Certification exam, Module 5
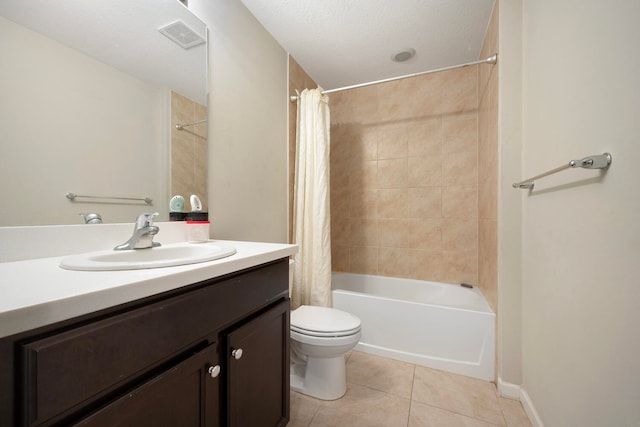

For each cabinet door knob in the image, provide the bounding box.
[231,348,243,360]
[207,364,221,378]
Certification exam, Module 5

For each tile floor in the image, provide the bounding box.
[288,351,532,427]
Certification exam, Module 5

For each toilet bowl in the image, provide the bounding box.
[290,305,361,400]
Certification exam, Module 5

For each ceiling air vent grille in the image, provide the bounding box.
[158,20,205,49]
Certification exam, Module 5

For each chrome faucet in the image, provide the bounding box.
[114,212,161,251]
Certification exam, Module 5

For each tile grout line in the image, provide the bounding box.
[406,363,417,427]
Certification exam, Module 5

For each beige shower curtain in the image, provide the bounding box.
[291,88,332,309]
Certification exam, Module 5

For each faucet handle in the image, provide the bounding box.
[136,212,159,228]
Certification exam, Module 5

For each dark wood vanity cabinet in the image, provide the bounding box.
[0,259,290,427]
[226,300,289,427]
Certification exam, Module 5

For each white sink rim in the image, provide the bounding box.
[59,242,237,271]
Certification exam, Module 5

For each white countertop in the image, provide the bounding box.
[0,240,297,339]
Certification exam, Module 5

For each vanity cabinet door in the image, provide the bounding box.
[74,342,220,427]
[226,299,290,427]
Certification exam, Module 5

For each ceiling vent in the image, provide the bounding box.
[158,20,205,49]
[391,48,416,63]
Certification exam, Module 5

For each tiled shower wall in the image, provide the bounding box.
[478,2,499,311]
[329,66,483,288]
[171,91,208,211]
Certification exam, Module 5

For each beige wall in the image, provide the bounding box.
[170,91,208,211]
[0,16,168,226]
[329,65,495,294]
[190,0,288,243]
[517,0,640,425]
[497,0,524,390]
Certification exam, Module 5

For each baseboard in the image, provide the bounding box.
[497,377,544,427]
[519,388,544,427]
[497,377,521,399]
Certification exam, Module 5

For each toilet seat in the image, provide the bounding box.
[291,324,360,337]
[291,305,361,337]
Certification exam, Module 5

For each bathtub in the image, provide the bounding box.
[332,272,495,381]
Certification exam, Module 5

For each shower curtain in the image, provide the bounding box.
[291,88,332,309]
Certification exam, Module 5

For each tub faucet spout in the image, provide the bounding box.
[114,212,161,250]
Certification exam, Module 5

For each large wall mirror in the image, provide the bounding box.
[0,0,207,226]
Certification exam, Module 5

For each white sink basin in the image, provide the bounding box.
[60,242,237,271]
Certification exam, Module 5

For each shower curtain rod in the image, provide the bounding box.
[175,119,207,130]
[290,53,497,102]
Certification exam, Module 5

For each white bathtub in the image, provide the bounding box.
[332,272,495,381]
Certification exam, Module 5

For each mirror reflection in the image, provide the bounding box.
[0,0,207,226]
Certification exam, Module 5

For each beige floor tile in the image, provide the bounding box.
[409,401,500,427]
[412,366,505,426]
[499,397,533,427]
[289,391,322,427]
[346,351,415,399]
[310,383,410,427]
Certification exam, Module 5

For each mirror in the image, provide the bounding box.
[0,0,207,226]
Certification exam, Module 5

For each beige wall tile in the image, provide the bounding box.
[331,215,350,246]
[408,155,442,187]
[171,91,207,209]
[408,187,442,218]
[476,2,498,306]
[350,218,378,247]
[408,218,442,250]
[350,189,378,219]
[378,247,410,278]
[408,249,444,282]
[443,112,478,154]
[409,73,443,117]
[478,169,498,220]
[378,189,408,219]
[378,219,409,248]
[442,250,478,285]
[346,86,379,124]
[443,66,478,114]
[478,219,498,311]
[377,77,419,121]
[326,59,495,296]
[408,117,442,157]
[331,244,350,272]
[378,158,408,188]
[350,160,377,188]
[349,247,379,274]
[350,126,378,162]
[443,186,478,219]
[378,125,408,160]
[443,151,478,187]
[442,218,478,252]
[331,186,350,219]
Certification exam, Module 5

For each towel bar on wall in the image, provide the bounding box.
[512,153,612,190]
[66,192,153,205]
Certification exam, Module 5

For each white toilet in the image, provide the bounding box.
[290,305,361,400]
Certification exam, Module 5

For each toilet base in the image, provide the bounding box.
[290,355,347,400]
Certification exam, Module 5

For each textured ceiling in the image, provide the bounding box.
[240,0,495,90]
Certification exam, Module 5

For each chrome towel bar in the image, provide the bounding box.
[513,153,612,190]
[66,192,153,205]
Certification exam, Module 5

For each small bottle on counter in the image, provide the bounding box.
[186,212,210,242]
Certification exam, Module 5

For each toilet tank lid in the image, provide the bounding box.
[291,305,361,333]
